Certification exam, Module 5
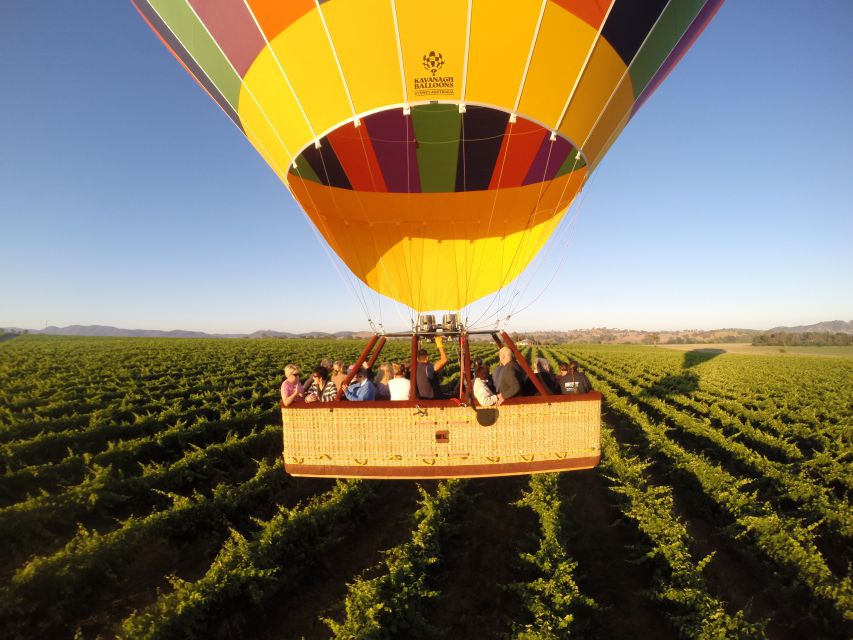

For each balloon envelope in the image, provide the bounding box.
[132,0,723,311]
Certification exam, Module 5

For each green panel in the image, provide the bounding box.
[628,0,706,99]
[411,104,462,193]
[291,154,322,184]
[149,0,243,109]
[555,149,586,178]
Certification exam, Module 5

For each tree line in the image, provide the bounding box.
[752,331,852,346]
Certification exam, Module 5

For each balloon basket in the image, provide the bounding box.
[281,329,601,480]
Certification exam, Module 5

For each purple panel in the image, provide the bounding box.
[365,110,421,193]
[523,135,574,186]
[188,0,266,77]
[632,0,725,115]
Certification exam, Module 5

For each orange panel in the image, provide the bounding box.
[245,0,314,40]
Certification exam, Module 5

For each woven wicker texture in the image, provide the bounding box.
[282,398,600,472]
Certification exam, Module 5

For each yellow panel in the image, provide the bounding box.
[465,0,542,110]
[270,9,352,139]
[583,99,632,169]
[237,75,297,172]
[396,0,468,102]
[556,38,632,165]
[321,0,402,114]
[245,125,291,186]
[516,2,595,129]
[289,169,587,310]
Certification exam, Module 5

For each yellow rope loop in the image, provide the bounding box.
[555,452,568,459]
[521,454,534,462]
[486,456,501,463]
[319,453,332,460]
[289,457,305,464]
[388,454,403,461]
[421,459,436,466]
[354,458,368,466]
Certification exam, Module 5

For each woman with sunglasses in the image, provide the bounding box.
[303,365,337,403]
[281,364,305,407]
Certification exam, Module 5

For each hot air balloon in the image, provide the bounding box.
[132,0,724,479]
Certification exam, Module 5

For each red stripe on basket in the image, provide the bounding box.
[283,455,600,479]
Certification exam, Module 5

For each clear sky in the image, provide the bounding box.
[2,2,851,334]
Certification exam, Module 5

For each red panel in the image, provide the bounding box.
[327,122,389,193]
[550,0,610,29]
[489,119,548,190]
[189,0,265,76]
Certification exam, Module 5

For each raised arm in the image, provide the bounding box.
[434,336,449,373]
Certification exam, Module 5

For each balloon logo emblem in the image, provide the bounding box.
[422,51,444,76]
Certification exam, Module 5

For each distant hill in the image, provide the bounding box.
[768,320,853,334]
[515,327,760,345]
[31,325,244,339]
[3,321,848,342]
[4,325,376,340]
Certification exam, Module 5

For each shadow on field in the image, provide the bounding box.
[643,370,700,398]
[641,349,724,399]
[682,348,725,368]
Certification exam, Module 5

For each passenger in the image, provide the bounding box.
[331,360,348,392]
[320,358,333,372]
[533,357,560,394]
[415,336,448,399]
[280,364,304,406]
[373,362,393,401]
[303,365,337,403]
[388,363,411,401]
[491,360,504,390]
[473,365,502,407]
[556,362,571,393]
[343,368,377,401]
[495,346,524,401]
[471,358,490,386]
[564,361,593,395]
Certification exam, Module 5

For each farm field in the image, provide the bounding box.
[0,335,851,639]
[658,342,853,358]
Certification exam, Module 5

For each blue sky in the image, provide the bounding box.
[1,1,851,334]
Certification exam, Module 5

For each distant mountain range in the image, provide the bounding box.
[2,325,375,339]
[2,321,850,340]
[767,320,853,333]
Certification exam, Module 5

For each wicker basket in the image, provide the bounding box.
[282,392,601,479]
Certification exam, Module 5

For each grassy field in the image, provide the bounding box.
[0,335,850,639]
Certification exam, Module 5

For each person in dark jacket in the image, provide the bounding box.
[496,346,524,401]
[560,361,592,394]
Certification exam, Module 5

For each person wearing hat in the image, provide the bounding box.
[343,367,377,401]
